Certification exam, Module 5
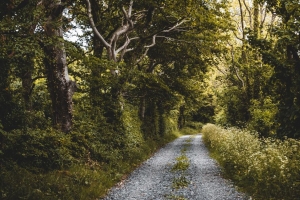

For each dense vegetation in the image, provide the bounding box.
[210,0,300,139]
[202,124,300,199]
[0,0,300,199]
[0,0,217,199]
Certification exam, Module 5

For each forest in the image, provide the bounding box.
[0,0,299,199]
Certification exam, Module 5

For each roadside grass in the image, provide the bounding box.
[0,127,180,200]
[0,120,201,199]
[179,127,200,135]
[202,123,300,200]
[180,121,203,135]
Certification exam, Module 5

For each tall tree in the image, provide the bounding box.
[42,0,77,132]
[259,0,300,138]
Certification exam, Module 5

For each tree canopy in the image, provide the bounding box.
[1,0,300,198]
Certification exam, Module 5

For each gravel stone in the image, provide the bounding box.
[102,135,250,200]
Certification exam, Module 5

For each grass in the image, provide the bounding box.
[202,123,300,200]
[172,175,189,189]
[0,119,201,199]
[172,155,190,171]
[168,136,193,200]
[0,129,180,200]
[179,127,200,135]
[165,194,187,200]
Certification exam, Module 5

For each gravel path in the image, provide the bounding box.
[102,135,249,200]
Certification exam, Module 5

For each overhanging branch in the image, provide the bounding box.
[86,0,111,49]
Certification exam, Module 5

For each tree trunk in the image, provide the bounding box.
[0,58,13,130]
[43,0,76,133]
[178,105,186,129]
[21,70,33,111]
[139,96,146,119]
[253,0,259,38]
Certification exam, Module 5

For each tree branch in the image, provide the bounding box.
[232,31,243,41]
[32,76,46,82]
[109,1,135,61]
[162,19,189,33]
[116,36,139,54]
[228,42,245,88]
[242,0,252,29]
[86,0,111,48]
[144,34,156,48]
[135,34,157,64]
[215,65,227,76]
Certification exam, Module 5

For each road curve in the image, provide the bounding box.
[102,135,249,200]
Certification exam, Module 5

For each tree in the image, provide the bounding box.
[258,0,300,138]
[41,0,77,132]
[0,0,40,129]
[211,0,278,135]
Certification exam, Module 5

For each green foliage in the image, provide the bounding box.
[0,163,115,200]
[1,128,78,171]
[179,127,199,135]
[165,194,187,200]
[202,124,300,199]
[185,121,203,130]
[248,97,278,137]
[172,155,190,171]
[0,0,260,198]
[0,95,180,199]
[172,175,189,189]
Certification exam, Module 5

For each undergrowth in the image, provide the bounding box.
[202,123,300,200]
[0,98,200,199]
[179,121,202,135]
[0,103,181,199]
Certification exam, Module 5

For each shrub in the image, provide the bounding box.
[0,100,181,199]
[1,128,77,171]
[202,124,300,199]
[184,121,203,130]
[0,164,114,200]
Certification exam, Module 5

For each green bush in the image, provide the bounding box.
[202,124,300,199]
[0,164,115,200]
[248,97,278,137]
[184,121,203,130]
[178,121,202,135]
[0,101,180,199]
[1,128,77,171]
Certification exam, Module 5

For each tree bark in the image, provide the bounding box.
[139,96,146,119]
[253,0,259,38]
[178,105,186,129]
[43,0,76,133]
[21,69,33,111]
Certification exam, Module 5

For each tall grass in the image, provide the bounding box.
[202,124,300,199]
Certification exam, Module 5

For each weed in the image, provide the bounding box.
[172,175,189,189]
[172,155,190,171]
[180,147,188,154]
[165,194,187,200]
[185,138,193,143]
